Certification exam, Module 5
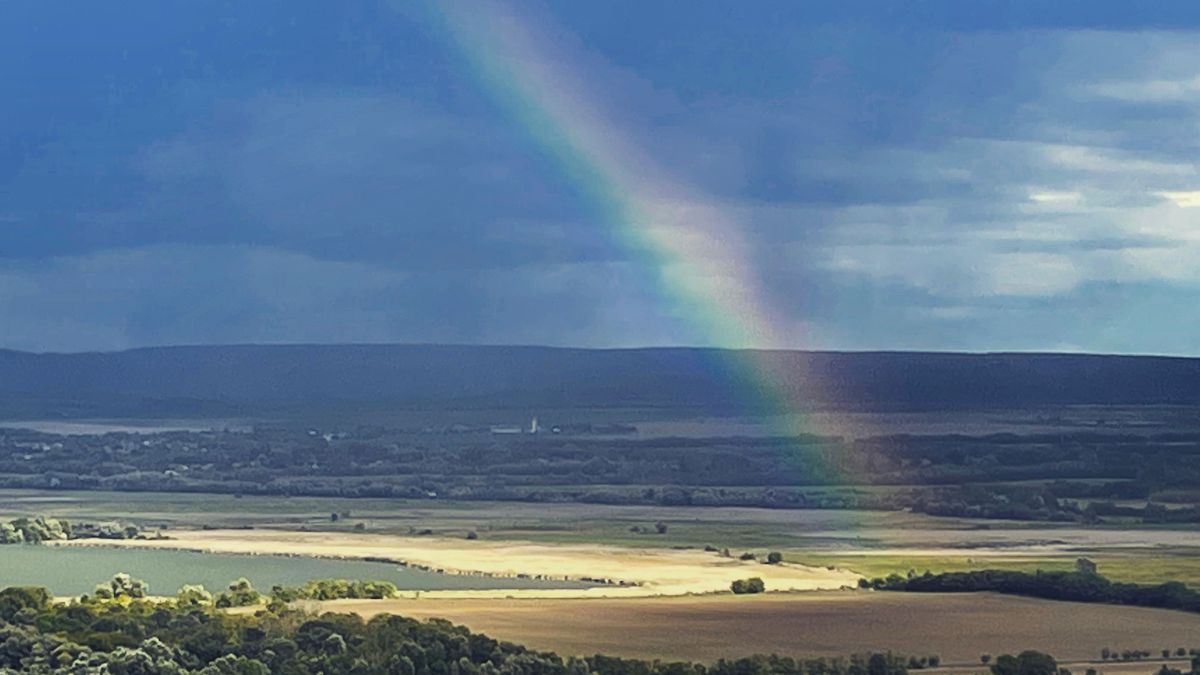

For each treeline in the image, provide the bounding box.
[0,580,932,675]
[0,515,143,544]
[866,569,1200,614]
[270,578,399,602]
[83,575,399,609]
[3,423,1200,524]
[0,516,68,544]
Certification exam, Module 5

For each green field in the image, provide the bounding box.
[785,553,1200,587]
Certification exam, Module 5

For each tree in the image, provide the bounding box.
[177,584,214,609]
[1075,558,1098,575]
[109,572,148,599]
[0,523,24,544]
[654,521,668,534]
[766,551,783,565]
[981,655,992,665]
[991,654,1020,675]
[731,577,766,594]
[0,587,51,621]
[216,578,262,608]
[1016,651,1057,675]
[196,654,271,675]
[7,516,68,543]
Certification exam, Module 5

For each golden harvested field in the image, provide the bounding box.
[309,592,1200,665]
[60,529,860,597]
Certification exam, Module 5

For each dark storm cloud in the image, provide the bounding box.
[1,1,1199,353]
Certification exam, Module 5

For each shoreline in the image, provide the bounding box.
[54,528,861,598]
[53,538,626,589]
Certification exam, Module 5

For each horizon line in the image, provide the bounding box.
[3,341,1198,361]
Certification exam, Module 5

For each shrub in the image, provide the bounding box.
[215,578,262,608]
[991,651,1057,675]
[0,587,52,621]
[109,572,148,599]
[177,584,214,608]
[731,577,766,594]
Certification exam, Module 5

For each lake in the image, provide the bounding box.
[0,545,591,596]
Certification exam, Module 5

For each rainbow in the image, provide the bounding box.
[421,2,848,481]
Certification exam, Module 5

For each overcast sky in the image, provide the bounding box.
[3,1,1200,354]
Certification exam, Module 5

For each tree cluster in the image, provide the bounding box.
[866,569,1200,614]
[0,580,938,675]
[731,578,766,594]
[0,516,142,545]
[0,516,68,544]
[269,579,399,602]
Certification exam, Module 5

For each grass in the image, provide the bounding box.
[789,552,1200,587]
[0,489,932,548]
[786,553,1073,580]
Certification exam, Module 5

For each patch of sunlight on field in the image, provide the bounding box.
[1086,555,1200,587]
[787,553,1073,580]
[789,551,1200,586]
[62,529,861,597]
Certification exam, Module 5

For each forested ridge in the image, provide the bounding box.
[3,345,1198,416]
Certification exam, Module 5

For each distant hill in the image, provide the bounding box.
[0,344,1197,418]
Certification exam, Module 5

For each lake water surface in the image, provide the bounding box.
[0,545,590,595]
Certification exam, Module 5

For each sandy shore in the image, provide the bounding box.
[58,528,860,597]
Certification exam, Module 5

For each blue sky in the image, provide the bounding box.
[2,1,1200,354]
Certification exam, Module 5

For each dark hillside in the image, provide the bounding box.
[0,345,1197,417]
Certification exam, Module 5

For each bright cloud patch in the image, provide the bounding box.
[1158,191,1200,208]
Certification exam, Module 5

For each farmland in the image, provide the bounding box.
[4,489,1198,586]
[58,528,861,597]
[2,397,1200,669]
[304,592,1200,664]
